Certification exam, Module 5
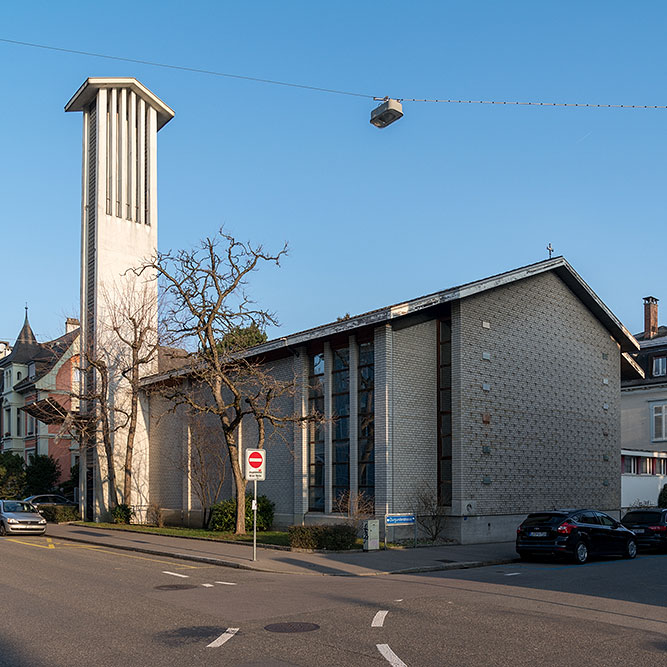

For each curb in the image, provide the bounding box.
[50,531,518,576]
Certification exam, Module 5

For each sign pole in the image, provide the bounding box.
[253,479,257,562]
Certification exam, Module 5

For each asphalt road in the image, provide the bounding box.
[2,535,666,666]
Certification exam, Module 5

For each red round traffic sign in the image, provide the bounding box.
[248,451,264,469]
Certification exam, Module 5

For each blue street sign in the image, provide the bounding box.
[386,513,416,526]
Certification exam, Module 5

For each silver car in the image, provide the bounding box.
[0,500,47,536]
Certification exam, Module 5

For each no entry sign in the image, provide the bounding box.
[245,449,266,481]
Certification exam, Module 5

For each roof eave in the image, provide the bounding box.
[65,77,175,130]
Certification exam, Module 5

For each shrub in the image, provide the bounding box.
[39,506,80,523]
[111,504,135,524]
[659,484,667,509]
[209,494,275,532]
[288,524,357,550]
[146,502,165,527]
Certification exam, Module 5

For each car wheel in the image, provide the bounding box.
[0,522,6,536]
[573,540,588,564]
[624,539,637,559]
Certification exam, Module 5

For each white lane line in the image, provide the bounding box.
[394,599,403,602]
[372,610,389,628]
[504,572,521,577]
[202,583,214,588]
[215,581,237,586]
[207,627,239,648]
[162,571,189,578]
[377,644,407,667]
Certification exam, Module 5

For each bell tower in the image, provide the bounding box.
[66,78,174,519]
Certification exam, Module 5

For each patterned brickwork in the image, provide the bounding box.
[454,271,620,518]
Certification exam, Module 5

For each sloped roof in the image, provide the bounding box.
[0,312,42,365]
[247,256,639,356]
[141,256,640,386]
[9,328,79,392]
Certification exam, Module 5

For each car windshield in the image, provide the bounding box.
[2,501,36,513]
[522,513,568,527]
[623,511,664,524]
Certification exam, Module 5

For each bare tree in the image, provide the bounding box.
[102,279,159,503]
[73,276,159,513]
[137,229,316,534]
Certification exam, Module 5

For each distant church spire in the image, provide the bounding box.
[16,307,38,346]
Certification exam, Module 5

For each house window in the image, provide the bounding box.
[658,459,667,476]
[622,456,638,474]
[331,347,350,506]
[653,357,667,377]
[308,353,325,512]
[27,415,35,435]
[3,408,10,437]
[16,410,22,437]
[358,341,374,509]
[652,404,667,441]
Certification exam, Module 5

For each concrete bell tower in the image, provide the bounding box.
[66,78,174,520]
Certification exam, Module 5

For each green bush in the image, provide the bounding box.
[288,524,357,550]
[658,484,667,509]
[39,506,80,523]
[209,494,274,532]
[111,504,135,524]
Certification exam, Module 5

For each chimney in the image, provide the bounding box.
[66,318,80,334]
[643,296,659,339]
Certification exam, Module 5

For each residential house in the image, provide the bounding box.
[621,297,667,508]
[0,314,80,483]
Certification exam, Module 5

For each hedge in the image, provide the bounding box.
[39,506,80,523]
[288,524,357,550]
[209,494,274,532]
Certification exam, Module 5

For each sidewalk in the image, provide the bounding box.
[46,523,518,576]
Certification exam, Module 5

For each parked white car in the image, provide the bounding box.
[0,500,47,536]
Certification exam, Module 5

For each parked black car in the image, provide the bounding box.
[516,509,637,564]
[24,494,77,509]
[621,508,667,551]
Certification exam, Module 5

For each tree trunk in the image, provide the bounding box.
[229,443,247,534]
[123,359,140,502]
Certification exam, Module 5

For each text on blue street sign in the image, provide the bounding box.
[386,513,416,526]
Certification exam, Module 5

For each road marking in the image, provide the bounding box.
[377,644,407,667]
[207,627,239,648]
[202,583,214,588]
[7,538,54,550]
[394,599,403,602]
[372,610,389,627]
[505,572,521,577]
[163,571,189,578]
[215,581,237,586]
[46,538,55,549]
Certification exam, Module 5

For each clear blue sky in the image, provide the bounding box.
[2,2,666,345]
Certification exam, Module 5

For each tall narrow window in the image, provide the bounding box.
[332,347,350,505]
[308,353,325,511]
[654,357,666,377]
[358,341,375,509]
[438,317,453,505]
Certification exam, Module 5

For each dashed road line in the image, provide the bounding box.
[377,644,407,667]
[202,583,214,588]
[163,571,189,578]
[504,572,521,577]
[207,627,239,648]
[394,599,403,602]
[372,610,389,627]
[215,581,237,585]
